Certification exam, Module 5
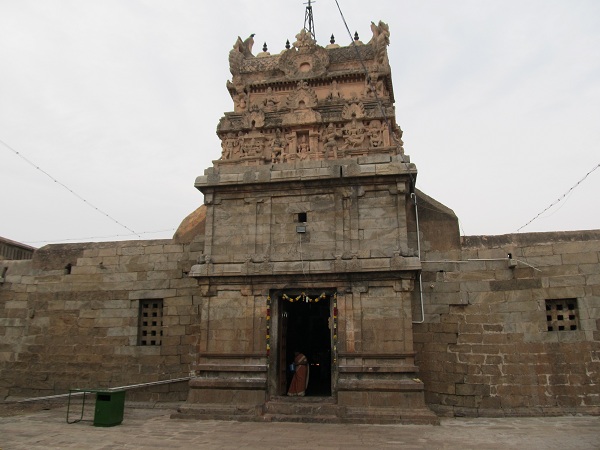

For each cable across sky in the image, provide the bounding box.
[516,162,600,232]
[0,138,142,239]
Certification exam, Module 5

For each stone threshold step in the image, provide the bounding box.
[343,409,440,425]
[261,414,341,424]
[263,404,342,416]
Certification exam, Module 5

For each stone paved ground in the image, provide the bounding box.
[0,404,599,449]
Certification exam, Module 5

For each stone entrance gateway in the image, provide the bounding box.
[174,18,439,424]
[273,291,334,397]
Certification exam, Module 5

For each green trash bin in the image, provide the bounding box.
[93,390,126,427]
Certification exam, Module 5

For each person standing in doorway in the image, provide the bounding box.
[287,352,309,396]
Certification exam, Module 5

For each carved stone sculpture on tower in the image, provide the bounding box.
[216,22,400,167]
[293,28,316,51]
[270,129,286,163]
[368,21,390,66]
[229,34,256,75]
[322,123,342,159]
[343,116,366,149]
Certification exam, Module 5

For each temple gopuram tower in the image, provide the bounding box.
[176,19,439,424]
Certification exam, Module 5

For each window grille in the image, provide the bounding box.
[138,299,163,345]
[545,298,578,331]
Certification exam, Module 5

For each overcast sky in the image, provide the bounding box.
[1,0,598,247]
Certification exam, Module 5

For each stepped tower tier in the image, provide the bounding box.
[216,23,404,167]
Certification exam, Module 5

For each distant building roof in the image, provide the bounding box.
[0,236,36,260]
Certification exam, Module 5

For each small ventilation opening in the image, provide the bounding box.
[297,212,307,223]
[546,298,578,332]
[138,299,163,346]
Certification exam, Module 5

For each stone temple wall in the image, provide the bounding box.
[414,230,600,416]
[0,239,204,402]
[1,227,599,415]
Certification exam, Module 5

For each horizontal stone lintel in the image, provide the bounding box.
[338,352,416,359]
[189,259,421,278]
[195,158,416,188]
[337,379,425,392]
[189,378,267,390]
[338,365,420,373]
[197,353,265,358]
[128,289,178,300]
[195,364,267,372]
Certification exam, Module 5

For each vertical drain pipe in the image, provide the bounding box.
[411,191,425,324]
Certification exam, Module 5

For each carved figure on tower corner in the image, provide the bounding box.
[243,34,256,56]
[364,77,375,98]
[220,133,236,160]
[368,120,384,148]
[369,21,390,47]
[392,127,404,154]
[235,131,245,157]
[229,34,256,75]
[368,21,390,66]
[375,78,385,97]
[235,92,248,111]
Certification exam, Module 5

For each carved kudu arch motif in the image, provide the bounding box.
[341,100,366,120]
[243,105,265,129]
[286,81,318,111]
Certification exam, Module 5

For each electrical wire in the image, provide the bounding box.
[333,0,416,187]
[516,162,600,232]
[332,0,424,237]
[333,0,425,323]
[334,1,597,237]
[1,138,142,238]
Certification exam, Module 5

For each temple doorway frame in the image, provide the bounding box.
[267,289,337,398]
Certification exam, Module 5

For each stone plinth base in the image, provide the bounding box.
[261,395,439,425]
[174,381,439,424]
[336,379,439,425]
[172,376,266,421]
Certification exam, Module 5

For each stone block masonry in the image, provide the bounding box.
[2,228,598,417]
[0,239,199,402]
[414,230,600,417]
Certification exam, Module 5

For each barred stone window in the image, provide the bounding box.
[545,298,578,331]
[138,299,163,345]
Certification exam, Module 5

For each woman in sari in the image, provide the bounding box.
[287,352,309,396]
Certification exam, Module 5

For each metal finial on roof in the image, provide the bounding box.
[263,42,268,52]
[354,31,359,41]
[303,0,316,41]
[285,39,291,49]
[330,34,335,44]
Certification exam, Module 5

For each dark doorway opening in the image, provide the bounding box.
[279,294,332,396]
